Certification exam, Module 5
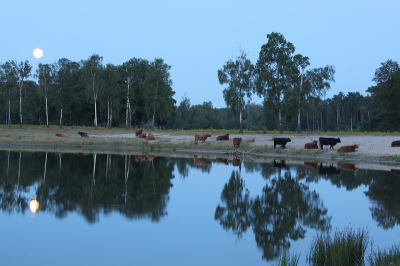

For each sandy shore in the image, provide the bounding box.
[1,127,400,170]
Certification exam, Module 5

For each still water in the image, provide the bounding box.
[0,150,399,265]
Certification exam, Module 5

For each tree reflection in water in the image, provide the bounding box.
[215,159,331,260]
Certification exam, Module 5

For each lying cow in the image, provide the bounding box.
[391,140,400,147]
[195,133,212,142]
[274,138,291,148]
[233,137,242,148]
[216,133,229,141]
[304,140,318,149]
[146,134,155,140]
[135,129,143,137]
[337,144,359,153]
[138,133,147,138]
[319,137,341,150]
[55,133,68,137]
[78,131,88,138]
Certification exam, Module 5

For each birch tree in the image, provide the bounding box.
[218,49,254,133]
[11,60,32,127]
[82,54,103,129]
[36,63,53,128]
[0,61,18,126]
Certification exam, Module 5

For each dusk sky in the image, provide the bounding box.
[2,1,399,108]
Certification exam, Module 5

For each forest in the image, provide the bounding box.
[1,32,399,133]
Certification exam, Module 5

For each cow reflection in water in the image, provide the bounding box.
[304,162,318,171]
[337,162,359,172]
[318,163,340,175]
[194,157,211,166]
[216,158,229,165]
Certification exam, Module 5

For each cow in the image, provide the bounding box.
[337,144,359,153]
[337,163,359,172]
[135,129,143,137]
[319,137,341,150]
[274,138,291,149]
[216,133,229,141]
[78,131,88,138]
[55,133,68,137]
[194,157,211,166]
[304,140,318,149]
[195,134,212,142]
[138,133,147,138]
[233,137,242,148]
[216,158,229,165]
[391,140,400,147]
[146,134,155,140]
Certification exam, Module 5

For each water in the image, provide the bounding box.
[0,151,399,265]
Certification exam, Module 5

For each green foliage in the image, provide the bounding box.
[368,243,400,266]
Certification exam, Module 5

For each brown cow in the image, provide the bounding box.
[135,129,143,137]
[337,144,359,153]
[232,157,241,167]
[304,140,318,149]
[195,134,212,142]
[233,137,242,148]
[337,162,359,172]
[138,133,147,138]
[216,133,229,141]
[146,134,155,140]
[55,133,68,137]
[78,131,88,138]
[391,140,400,147]
[194,157,211,166]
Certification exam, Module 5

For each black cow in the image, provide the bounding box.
[273,138,291,148]
[319,137,341,150]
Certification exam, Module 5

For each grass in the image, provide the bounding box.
[307,227,369,265]
[368,244,400,266]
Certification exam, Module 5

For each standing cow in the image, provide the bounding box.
[319,137,341,150]
[233,137,242,148]
[274,138,291,149]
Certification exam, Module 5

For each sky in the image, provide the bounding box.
[2,0,399,108]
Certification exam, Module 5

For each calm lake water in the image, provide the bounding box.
[0,150,399,265]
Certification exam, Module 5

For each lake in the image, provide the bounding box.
[0,150,399,265]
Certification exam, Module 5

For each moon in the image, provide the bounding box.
[33,48,43,59]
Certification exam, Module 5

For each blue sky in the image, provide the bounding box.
[2,0,399,108]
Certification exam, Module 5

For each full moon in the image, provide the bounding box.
[33,48,43,59]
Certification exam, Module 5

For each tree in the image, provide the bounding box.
[103,63,120,129]
[218,49,254,133]
[0,61,18,126]
[120,58,147,129]
[256,32,298,133]
[82,54,103,129]
[292,54,310,133]
[367,59,400,131]
[175,95,191,130]
[143,58,175,129]
[11,60,32,127]
[36,63,53,128]
[53,58,80,128]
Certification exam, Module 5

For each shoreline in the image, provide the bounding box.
[1,126,400,171]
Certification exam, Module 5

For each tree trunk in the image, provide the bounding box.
[239,110,243,133]
[297,107,301,134]
[337,106,340,131]
[8,96,11,127]
[59,108,63,128]
[45,95,49,129]
[279,107,283,133]
[351,112,353,132]
[19,86,22,128]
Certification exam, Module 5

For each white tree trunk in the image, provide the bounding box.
[45,95,49,128]
[59,108,63,128]
[19,86,22,128]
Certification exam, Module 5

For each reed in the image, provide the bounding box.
[307,227,369,265]
[367,243,400,266]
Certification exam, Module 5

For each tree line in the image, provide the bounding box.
[1,32,399,132]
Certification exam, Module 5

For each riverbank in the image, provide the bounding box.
[1,125,400,171]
